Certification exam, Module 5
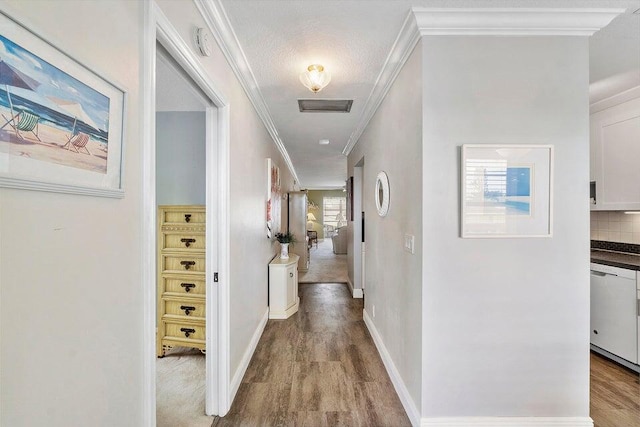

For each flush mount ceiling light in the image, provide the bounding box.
[319,139,330,145]
[299,64,331,93]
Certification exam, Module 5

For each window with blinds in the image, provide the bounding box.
[323,196,347,229]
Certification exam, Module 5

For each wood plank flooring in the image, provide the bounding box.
[213,283,410,426]
[591,351,640,427]
[214,285,640,426]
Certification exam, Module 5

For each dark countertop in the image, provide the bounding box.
[591,249,640,271]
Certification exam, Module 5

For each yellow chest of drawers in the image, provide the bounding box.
[157,205,206,357]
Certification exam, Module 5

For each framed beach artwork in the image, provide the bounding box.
[0,11,125,197]
[461,144,553,238]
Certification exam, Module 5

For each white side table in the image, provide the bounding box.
[268,254,300,319]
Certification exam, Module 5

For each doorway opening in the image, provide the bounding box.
[143,4,231,425]
[352,157,365,299]
[154,42,212,426]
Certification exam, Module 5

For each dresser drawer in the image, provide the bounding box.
[162,275,206,296]
[162,232,205,251]
[162,254,205,274]
[164,320,206,342]
[161,208,205,226]
[164,298,205,319]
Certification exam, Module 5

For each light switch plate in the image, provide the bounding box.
[404,234,415,254]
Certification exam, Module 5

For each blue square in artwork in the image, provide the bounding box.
[506,168,530,197]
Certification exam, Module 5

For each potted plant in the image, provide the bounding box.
[275,231,295,259]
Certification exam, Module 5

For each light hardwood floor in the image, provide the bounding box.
[213,282,410,426]
[591,351,640,427]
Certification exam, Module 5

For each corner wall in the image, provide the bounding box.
[347,41,423,414]
[421,36,590,417]
[0,1,144,425]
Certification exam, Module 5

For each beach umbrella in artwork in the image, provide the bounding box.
[47,96,99,135]
[0,59,40,128]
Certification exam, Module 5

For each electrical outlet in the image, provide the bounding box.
[372,304,375,318]
[404,234,415,254]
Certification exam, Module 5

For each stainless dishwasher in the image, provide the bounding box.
[590,262,638,364]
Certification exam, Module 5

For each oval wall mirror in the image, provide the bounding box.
[375,171,390,217]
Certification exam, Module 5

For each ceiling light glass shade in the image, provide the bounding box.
[299,64,331,93]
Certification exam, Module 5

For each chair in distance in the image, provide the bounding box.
[62,132,91,155]
[0,110,42,142]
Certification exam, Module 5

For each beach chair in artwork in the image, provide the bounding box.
[0,110,42,142]
[62,132,91,155]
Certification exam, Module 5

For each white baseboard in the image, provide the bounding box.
[363,309,421,426]
[347,277,363,298]
[229,307,269,402]
[421,417,593,426]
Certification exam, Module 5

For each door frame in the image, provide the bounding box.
[142,1,231,424]
[352,159,364,297]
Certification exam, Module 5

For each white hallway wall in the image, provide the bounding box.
[0,1,144,425]
[349,27,591,424]
[0,0,293,425]
[420,36,590,417]
[348,40,423,412]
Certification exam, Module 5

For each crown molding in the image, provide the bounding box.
[193,0,300,184]
[343,7,624,156]
[342,10,420,156]
[590,84,640,114]
[412,8,625,36]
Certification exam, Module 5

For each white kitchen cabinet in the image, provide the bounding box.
[268,254,300,319]
[590,263,638,364]
[591,90,640,211]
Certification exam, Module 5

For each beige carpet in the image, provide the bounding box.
[156,347,214,427]
[298,238,349,283]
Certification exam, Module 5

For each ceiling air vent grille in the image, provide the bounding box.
[298,99,353,113]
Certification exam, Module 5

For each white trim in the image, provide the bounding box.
[141,2,157,425]
[412,8,624,36]
[421,417,593,426]
[193,0,300,185]
[590,85,640,114]
[343,7,623,156]
[229,308,269,401]
[346,278,363,299]
[143,1,231,423]
[363,309,421,426]
[268,298,300,319]
[343,10,420,156]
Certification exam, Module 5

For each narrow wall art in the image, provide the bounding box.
[266,158,281,238]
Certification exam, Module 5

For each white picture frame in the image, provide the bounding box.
[0,10,125,198]
[461,144,553,238]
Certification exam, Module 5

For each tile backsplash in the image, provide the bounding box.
[591,211,640,244]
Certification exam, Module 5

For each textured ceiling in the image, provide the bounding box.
[219,0,640,189]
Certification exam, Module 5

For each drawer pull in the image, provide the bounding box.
[180,283,195,292]
[181,238,196,247]
[180,260,196,270]
[180,305,196,315]
[184,214,192,223]
[180,327,196,338]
